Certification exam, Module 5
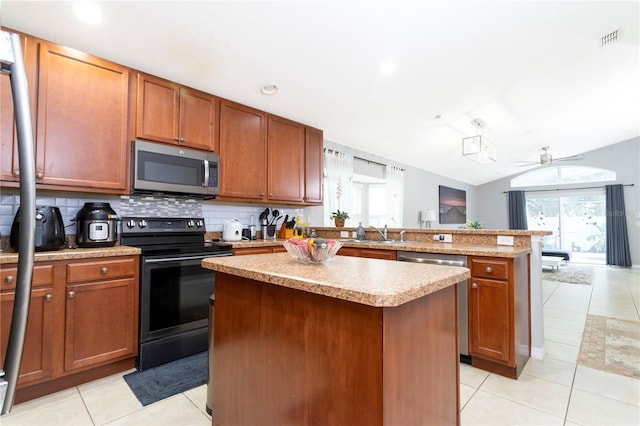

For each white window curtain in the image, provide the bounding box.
[385,166,405,227]
[323,150,353,226]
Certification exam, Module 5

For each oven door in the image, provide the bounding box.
[140,253,227,343]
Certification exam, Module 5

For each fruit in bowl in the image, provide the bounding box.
[283,238,343,264]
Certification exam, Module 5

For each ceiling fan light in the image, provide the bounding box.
[462,135,496,163]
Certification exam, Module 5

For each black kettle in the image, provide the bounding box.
[10,206,66,252]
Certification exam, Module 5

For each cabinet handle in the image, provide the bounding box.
[472,282,478,289]
[12,170,20,177]
[485,266,493,274]
[173,136,180,142]
[5,275,15,284]
[179,137,185,142]
[44,293,53,302]
[101,267,108,275]
[36,172,44,179]
[67,291,76,299]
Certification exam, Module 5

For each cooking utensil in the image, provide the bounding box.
[259,208,269,225]
[270,209,280,225]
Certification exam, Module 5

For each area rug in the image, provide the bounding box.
[124,351,208,406]
[542,265,593,285]
[578,315,640,379]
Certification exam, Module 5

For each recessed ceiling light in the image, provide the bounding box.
[379,59,396,75]
[72,2,103,24]
[260,83,278,95]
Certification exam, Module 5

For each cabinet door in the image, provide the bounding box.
[469,278,511,363]
[233,247,274,256]
[267,115,304,203]
[1,33,38,183]
[337,247,359,257]
[179,88,218,151]
[36,42,129,191]
[304,127,323,204]
[64,278,136,372]
[136,73,180,144]
[0,288,54,385]
[219,101,266,200]
[358,249,397,261]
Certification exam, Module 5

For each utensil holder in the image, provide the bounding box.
[262,225,276,241]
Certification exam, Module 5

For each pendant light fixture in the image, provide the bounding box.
[462,118,496,163]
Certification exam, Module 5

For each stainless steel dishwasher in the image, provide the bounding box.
[397,251,470,364]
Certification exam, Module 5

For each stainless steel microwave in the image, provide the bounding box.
[132,139,219,198]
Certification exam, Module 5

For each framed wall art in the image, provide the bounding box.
[439,185,467,224]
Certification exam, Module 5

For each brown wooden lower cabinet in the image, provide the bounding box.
[337,246,397,260]
[0,255,139,402]
[212,273,459,425]
[233,245,286,256]
[1,264,56,385]
[468,255,530,378]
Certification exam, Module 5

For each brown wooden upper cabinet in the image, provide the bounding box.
[2,36,129,193]
[218,103,324,205]
[1,32,37,184]
[136,73,219,152]
[218,100,267,200]
[304,126,323,204]
[267,115,305,203]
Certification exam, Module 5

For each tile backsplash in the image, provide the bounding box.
[0,188,305,239]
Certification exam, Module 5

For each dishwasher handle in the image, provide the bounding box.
[397,255,466,267]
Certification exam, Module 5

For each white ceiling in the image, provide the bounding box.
[2,1,639,186]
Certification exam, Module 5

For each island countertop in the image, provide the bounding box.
[202,252,470,307]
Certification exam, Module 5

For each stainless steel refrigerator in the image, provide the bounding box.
[0,30,37,415]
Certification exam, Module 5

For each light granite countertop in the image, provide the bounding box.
[217,239,530,258]
[0,246,141,264]
[202,252,470,307]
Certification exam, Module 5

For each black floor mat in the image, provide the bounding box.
[124,351,208,406]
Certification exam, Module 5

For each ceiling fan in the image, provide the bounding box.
[515,146,583,167]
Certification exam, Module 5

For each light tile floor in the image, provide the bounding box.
[2,266,638,425]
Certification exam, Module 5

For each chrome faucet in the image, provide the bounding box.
[400,230,406,242]
[370,225,389,241]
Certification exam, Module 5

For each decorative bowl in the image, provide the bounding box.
[282,239,343,264]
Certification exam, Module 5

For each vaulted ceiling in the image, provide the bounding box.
[3,1,638,185]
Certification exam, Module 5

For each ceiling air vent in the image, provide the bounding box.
[601,30,618,47]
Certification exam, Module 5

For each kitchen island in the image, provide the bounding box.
[202,253,470,426]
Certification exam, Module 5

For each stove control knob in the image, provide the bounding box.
[195,219,204,228]
[126,219,137,229]
[139,219,147,228]
[186,219,195,228]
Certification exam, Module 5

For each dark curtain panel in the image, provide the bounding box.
[605,184,631,267]
[508,190,528,230]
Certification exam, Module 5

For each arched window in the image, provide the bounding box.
[510,166,616,188]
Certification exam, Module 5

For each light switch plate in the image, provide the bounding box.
[497,235,514,246]
[441,234,452,243]
[340,231,349,238]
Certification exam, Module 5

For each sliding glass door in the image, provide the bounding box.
[526,189,606,264]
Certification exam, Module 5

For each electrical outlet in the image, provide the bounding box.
[497,235,514,246]
[352,231,358,238]
[340,231,349,238]
[441,234,452,243]
[433,234,441,241]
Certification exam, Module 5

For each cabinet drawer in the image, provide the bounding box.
[1,264,54,291]
[470,258,509,280]
[67,257,136,283]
